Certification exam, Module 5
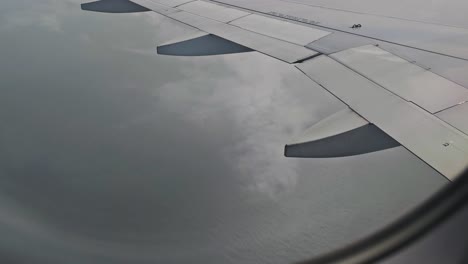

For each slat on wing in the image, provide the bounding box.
[297,55,468,180]
[229,14,330,46]
[330,45,468,113]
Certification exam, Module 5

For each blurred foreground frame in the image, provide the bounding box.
[298,168,468,264]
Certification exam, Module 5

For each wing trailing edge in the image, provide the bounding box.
[297,55,468,180]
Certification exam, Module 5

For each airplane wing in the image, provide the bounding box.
[81,0,468,181]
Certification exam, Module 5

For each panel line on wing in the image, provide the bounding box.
[165,10,318,63]
[177,0,250,23]
[229,14,331,46]
[296,55,468,180]
[209,0,468,62]
[330,45,468,114]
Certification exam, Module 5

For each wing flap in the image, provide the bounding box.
[177,0,250,23]
[146,0,194,8]
[306,32,374,55]
[297,55,468,180]
[330,45,468,113]
[165,11,318,63]
[130,0,180,15]
[229,14,330,46]
[437,102,468,136]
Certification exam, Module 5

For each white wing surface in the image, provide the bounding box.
[81,0,468,180]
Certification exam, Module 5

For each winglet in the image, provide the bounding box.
[81,0,150,13]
